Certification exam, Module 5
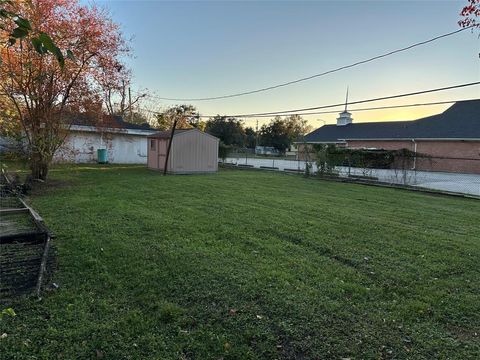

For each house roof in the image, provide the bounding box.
[70,114,154,131]
[302,99,480,143]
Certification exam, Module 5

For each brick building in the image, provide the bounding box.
[297,100,480,174]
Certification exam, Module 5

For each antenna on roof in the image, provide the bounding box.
[344,86,349,112]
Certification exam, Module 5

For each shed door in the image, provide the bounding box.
[157,139,168,170]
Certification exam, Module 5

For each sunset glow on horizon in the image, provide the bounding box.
[91,0,479,129]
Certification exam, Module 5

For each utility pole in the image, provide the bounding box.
[164,118,178,176]
[128,87,133,122]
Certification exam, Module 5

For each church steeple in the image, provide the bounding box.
[337,87,353,126]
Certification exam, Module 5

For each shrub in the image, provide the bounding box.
[313,146,421,171]
[218,141,233,162]
[313,144,337,176]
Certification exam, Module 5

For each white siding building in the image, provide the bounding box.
[54,116,156,164]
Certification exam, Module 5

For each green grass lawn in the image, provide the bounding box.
[1,165,479,359]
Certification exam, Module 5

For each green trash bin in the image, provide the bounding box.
[97,148,108,164]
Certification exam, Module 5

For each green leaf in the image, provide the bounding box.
[50,45,65,67]
[8,36,15,45]
[0,308,16,319]
[55,51,65,68]
[38,32,56,51]
[66,49,75,61]
[31,37,46,54]
[13,16,31,31]
[39,32,65,68]
[11,26,28,38]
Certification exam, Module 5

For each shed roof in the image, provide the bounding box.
[302,99,480,143]
[148,128,219,141]
[148,129,194,139]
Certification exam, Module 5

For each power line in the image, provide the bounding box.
[139,96,479,120]
[137,26,475,102]
[204,81,480,118]
[237,98,480,118]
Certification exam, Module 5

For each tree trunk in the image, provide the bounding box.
[30,152,49,181]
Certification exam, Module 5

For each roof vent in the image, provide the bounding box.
[337,87,353,126]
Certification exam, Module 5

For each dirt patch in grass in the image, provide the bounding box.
[447,325,480,342]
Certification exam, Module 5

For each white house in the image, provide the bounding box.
[54,115,157,164]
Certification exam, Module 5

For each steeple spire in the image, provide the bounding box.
[344,86,349,112]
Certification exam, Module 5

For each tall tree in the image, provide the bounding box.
[127,111,150,126]
[153,105,198,130]
[284,114,312,142]
[187,116,207,131]
[259,116,290,153]
[245,127,256,149]
[103,79,148,122]
[205,116,246,147]
[259,115,311,153]
[0,0,129,180]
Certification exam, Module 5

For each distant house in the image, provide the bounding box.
[147,128,219,174]
[54,115,156,164]
[255,146,280,156]
[296,100,480,174]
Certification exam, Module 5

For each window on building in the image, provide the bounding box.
[150,139,156,151]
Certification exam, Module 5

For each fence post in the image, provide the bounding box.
[348,155,351,177]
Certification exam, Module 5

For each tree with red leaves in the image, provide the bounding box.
[459,0,480,28]
[0,0,129,180]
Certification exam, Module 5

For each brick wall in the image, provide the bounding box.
[297,140,480,174]
[346,140,480,174]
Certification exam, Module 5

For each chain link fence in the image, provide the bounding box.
[221,152,480,197]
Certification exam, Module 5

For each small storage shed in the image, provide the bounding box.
[147,129,219,174]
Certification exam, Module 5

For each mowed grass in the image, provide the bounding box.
[1,165,479,359]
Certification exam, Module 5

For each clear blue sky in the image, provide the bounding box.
[91,0,479,127]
